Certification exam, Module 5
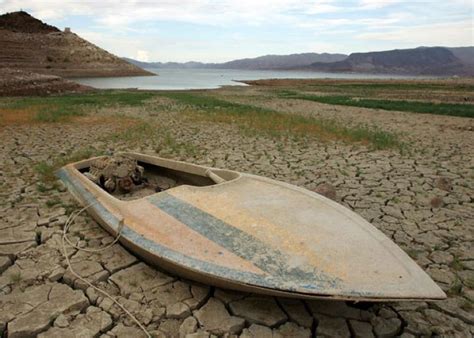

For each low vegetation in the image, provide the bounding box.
[0,91,155,123]
[158,92,404,150]
[108,119,201,157]
[304,81,474,93]
[279,91,474,118]
[34,146,104,183]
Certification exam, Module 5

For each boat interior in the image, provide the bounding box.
[76,153,239,201]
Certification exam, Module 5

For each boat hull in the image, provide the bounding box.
[58,153,446,301]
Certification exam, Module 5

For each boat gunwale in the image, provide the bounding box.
[66,152,243,204]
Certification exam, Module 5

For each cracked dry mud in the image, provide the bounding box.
[0,90,473,337]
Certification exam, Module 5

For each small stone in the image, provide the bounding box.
[372,317,402,338]
[427,267,456,286]
[0,256,12,273]
[240,324,272,338]
[110,323,147,338]
[307,300,363,320]
[48,267,65,282]
[180,316,198,336]
[399,311,431,336]
[273,322,311,338]
[194,298,245,335]
[429,251,454,265]
[49,208,66,221]
[37,218,50,226]
[430,196,444,208]
[431,298,474,325]
[101,245,138,273]
[110,263,173,296]
[464,289,474,302]
[399,334,416,338]
[214,288,247,304]
[378,308,397,319]
[314,183,337,200]
[129,292,144,303]
[158,319,182,336]
[186,332,210,338]
[184,284,211,310]
[53,314,69,328]
[53,215,68,227]
[316,314,350,338]
[166,302,191,319]
[86,287,99,305]
[348,320,375,338]
[435,177,452,191]
[62,260,103,286]
[229,297,287,327]
[278,299,313,328]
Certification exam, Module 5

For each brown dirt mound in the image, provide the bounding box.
[0,11,59,34]
[0,68,92,96]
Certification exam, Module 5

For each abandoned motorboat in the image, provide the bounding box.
[58,152,446,301]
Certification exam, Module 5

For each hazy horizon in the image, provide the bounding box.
[0,0,472,63]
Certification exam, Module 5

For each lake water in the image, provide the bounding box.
[74,68,416,90]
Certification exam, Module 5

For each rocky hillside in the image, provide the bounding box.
[308,47,474,76]
[0,11,153,78]
[211,53,347,70]
[449,47,474,67]
[125,52,347,70]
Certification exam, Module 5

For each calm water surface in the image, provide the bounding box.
[74,68,417,90]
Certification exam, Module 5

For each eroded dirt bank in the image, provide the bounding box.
[0,68,92,96]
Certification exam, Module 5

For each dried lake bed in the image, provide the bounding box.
[0,79,473,337]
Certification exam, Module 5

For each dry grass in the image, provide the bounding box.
[245,78,474,104]
[0,106,42,126]
[159,92,403,150]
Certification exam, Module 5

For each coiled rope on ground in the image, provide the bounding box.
[62,203,152,338]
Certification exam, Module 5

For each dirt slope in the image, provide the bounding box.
[0,68,92,96]
[0,11,153,78]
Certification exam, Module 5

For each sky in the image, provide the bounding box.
[0,0,472,63]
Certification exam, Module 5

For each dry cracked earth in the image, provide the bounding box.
[0,90,473,337]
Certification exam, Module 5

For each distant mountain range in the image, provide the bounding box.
[126,46,474,76]
[307,47,474,76]
[123,53,347,70]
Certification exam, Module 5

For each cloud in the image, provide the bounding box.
[1,0,471,62]
[136,50,150,62]
[0,0,319,27]
[357,20,473,46]
[358,0,404,10]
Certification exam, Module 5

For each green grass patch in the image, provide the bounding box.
[34,146,104,183]
[447,278,463,296]
[108,120,157,143]
[45,197,61,208]
[36,182,59,193]
[450,257,466,271]
[159,91,271,114]
[158,92,403,150]
[107,119,201,157]
[306,82,474,93]
[280,91,474,118]
[0,91,156,122]
[9,272,22,284]
[461,299,473,312]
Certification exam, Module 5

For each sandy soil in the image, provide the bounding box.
[0,87,473,337]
